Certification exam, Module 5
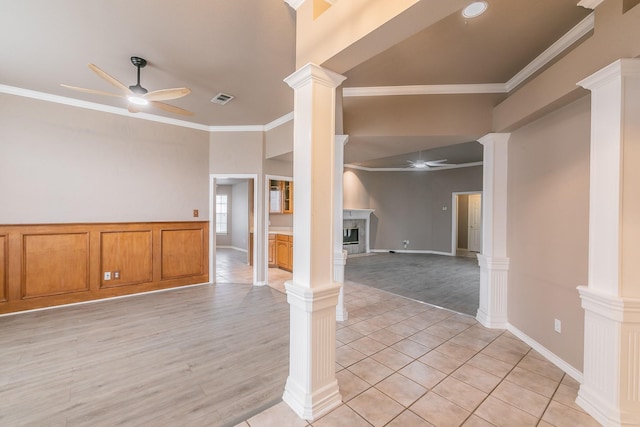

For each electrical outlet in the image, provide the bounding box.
[104,271,111,281]
[113,271,120,279]
[554,318,562,333]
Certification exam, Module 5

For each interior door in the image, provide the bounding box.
[468,193,482,252]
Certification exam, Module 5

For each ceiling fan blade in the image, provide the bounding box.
[144,88,191,102]
[88,63,132,95]
[150,101,194,116]
[60,84,125,98]
[128,104,141,114]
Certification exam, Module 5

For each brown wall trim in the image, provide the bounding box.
[0,221,209,314]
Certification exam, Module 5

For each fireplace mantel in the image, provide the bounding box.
[343,209,374,253]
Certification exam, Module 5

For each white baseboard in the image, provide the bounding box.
[507,323,583,383]
[216,245,248,253]
[370,249,454,256]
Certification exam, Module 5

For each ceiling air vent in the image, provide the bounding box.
[211,93,235,105]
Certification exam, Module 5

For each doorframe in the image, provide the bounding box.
[263,174,293,284]
[209,174,259,285]
[451,191,483,256]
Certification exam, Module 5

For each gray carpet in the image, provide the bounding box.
[345,252,480,316]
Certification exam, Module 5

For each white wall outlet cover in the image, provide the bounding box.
[554,319,562,333]
[104,272,111,280]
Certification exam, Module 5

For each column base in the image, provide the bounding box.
[577,286,640,427]
[476,254,509,329]
[283,377,342,420]
[283,280,343,420]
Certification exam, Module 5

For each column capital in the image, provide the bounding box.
[336,134,349,146]
[478,133,511,146]
[285,63,346,91]
[577,0,604,10]
[284,0,306,11]
[578,58,640,90]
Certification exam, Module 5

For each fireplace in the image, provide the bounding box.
[343,209,374,255]
[343,228,359,245]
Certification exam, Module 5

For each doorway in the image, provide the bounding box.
[264,174,293,292]
[452,192,482,256]
[210,175,258,285]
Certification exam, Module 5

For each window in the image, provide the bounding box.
[216,194,228,234]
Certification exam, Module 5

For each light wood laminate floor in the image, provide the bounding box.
[0,283,290,427]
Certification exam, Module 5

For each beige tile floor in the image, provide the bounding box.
[236,281,600,427]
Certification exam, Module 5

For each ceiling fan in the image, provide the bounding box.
[406,157,457,169]
[61,56,193,116]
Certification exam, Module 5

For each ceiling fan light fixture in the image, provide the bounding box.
[128,96,149,106]
[462,1,488,18]
[413,160,428,169]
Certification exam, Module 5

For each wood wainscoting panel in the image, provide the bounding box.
[161,228,204,280]
[0,221,207,314]
[0,235,6,302]
[22,232,90,298]
[100,230,153,288]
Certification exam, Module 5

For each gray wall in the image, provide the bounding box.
[231,181,249,250]
[507,95,590,370]
[343,166,482,253]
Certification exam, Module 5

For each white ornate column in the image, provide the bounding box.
[576,59,640,427]
[476,133,510,329]
[282,63,345,420]
[334,134,349,322]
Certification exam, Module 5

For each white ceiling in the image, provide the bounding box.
[0,1,591,167]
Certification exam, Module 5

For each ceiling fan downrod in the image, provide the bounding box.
[129,56,148,94]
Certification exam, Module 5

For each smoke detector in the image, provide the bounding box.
[211,93,235,105]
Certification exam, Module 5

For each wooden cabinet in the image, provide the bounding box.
[269,180,293,214]
[268,234,276,267]
[282,181,293,214]
[276,234,293,271]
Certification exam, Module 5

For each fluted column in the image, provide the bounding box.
[282,63,345,420]
[576,58,640,427]
[476,133,510,329]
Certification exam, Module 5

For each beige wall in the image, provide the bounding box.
[0,94,210,224]
[209,131,263,174]
[265,120,293,159]
[343,166,482,252]
[507,95,590,370]
[344,93,501,138]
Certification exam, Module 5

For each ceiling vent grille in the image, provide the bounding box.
[211,93,234,105]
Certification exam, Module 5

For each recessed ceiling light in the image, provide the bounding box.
[462,1,488,18]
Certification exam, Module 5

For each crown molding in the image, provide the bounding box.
[505,13,594,91]
[578,0,605,9]
[343,84,506,97]
[344,161,483,172]
[264,111,294,131]
[0,83,296,133]
[208,125,265,132]
[0,84,211,131]
[342,12,594,98]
